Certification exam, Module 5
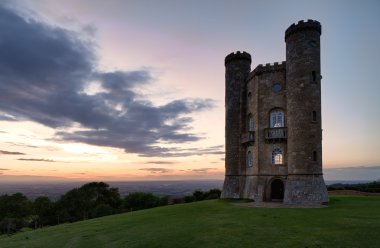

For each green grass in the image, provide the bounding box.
[0,196,379,248]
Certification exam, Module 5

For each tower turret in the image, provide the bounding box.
[284,20,328,204]
[222,51,251,198]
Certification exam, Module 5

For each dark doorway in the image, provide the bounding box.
[271,179,284,201]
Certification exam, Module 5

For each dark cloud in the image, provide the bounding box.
[0,5,215,157]
[6,142,39,148]
[17,158,56,162]
[139,168,171,174]
[0,113,17,121]
[146,161,175,165]
[134,145,223,158]
[0,168,9,170]
[0,150,26,155]
[192,168,217,173]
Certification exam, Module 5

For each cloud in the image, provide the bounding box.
[0,150,26,155]
[0,5,215,157]
[139,168,172,174]
[0,168,9,170]
[132,145,223,158]
[146,161,175,165]
[17,158,56,162]
[6,142,39,148]
[191,168,217,173]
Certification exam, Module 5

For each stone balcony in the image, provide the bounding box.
[241,131,255,145]
[265,127,287,142]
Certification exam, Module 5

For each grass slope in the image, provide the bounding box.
[0,196,379,248]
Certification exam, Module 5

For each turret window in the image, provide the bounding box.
[272,148,283,165]
[270,110,284,128]
[312,151,317,161]
[248,114,254,131]
[311,111,317,122]
[311,71,317,83]
[247,151,253,167]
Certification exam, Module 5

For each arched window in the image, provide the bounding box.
[270,110,284,128]
[272,148,283,165]
[247,151,253,167]
[248,114,254,131]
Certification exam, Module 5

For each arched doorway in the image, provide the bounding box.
[271,179,284,201]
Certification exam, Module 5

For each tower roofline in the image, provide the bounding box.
[249,61,286,79]
[285,19,321,41]
[225,51,251,66]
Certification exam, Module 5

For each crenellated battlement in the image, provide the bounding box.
[285,19,321,41]
[248,61,286,79]
[225,51,252,65]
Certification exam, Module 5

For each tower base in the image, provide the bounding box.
[284,175,329,205]
[221,176,241,198]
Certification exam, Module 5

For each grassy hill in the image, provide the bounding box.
[0,196,379,248]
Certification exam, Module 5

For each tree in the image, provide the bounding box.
[0,193,32,234]
[192,190,206,201]
[57,188,88,222]
[33,196,56,228]
[123,192,160,211]
[56,182,122,222]
[205,189,222,199]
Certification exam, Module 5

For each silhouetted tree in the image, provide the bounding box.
[123,192,161,211]
[33,196,56,228]
[192,190,206,201]
[56,182,122,222]
[205,189,222,199]
[0,193,32,234]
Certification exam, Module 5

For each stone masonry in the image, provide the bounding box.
[221,20,329,205]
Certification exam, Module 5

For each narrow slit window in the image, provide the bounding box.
[312,151,317,161]
[312,111,317,122]
[248,115,254,131]
[247,151,253,167]
[312,71,317,82]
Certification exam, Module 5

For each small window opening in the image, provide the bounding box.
[312,151,317,161]
[248,115,254,131]
[312,111,317,122]
[312,71,317,83]
[247,92,252,98]
[247,151,253,167]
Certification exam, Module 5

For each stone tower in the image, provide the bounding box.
[221,20,329,205]
[222,51,251,198]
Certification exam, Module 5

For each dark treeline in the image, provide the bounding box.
[327,181,380,193]
[0,182,221,235]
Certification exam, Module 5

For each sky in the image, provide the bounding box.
[0,0,379,182]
